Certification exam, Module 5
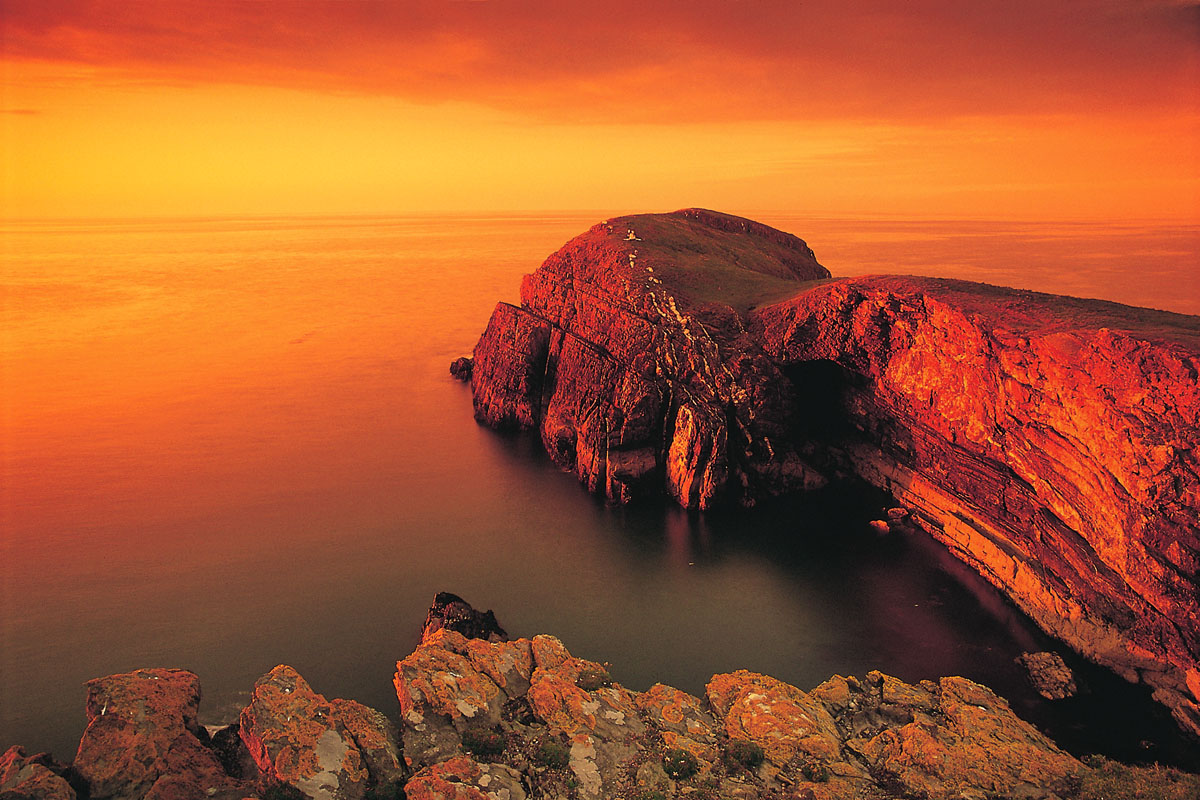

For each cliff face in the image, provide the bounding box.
[471,207,831,508]
[753,277,1200,739]
[465,210,1200,738]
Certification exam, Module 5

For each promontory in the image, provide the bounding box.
[458,208,1200,741]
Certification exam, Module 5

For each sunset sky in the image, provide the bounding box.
[2,0,1197,219]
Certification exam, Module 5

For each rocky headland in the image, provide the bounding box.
[457,209,1200,740]
[5,596,1199,800]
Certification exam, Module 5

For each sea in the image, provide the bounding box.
[2,213,1198,767]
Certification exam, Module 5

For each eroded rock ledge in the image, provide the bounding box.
[460,209,1200,739]
[7,597,1199,800]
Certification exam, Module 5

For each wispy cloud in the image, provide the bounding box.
[1,0,1195,123]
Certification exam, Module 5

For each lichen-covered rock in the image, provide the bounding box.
[850,674,1082,799]
[635,683,719,765]
[0,746,75,800]
[72,669,246,800]
[239,665,403,800]
[706,670,846,769]
[403,754,525,800]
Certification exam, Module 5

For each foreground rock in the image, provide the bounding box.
[70,669,248,800]
[393,629,1200,799]
[0,746,74,800]
[463,209,1200,738]
[239,665,405,800]
[8,614,1200,799]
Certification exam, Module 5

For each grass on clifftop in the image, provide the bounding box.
[861,276,1200,350]
[612,213,834,313]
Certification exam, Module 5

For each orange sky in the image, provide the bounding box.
[2,0,1197,219]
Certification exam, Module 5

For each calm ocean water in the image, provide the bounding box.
[2,213,1197,766]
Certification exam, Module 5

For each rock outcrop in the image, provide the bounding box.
[0,746,75,800]
[392,627,1199,800]
[422,591,508,643]
[463,209,1200,739]
[239,665,406,800]
[71,669,247,800]
[7,600,1200,799]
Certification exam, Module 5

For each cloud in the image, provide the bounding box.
[1,0,1196,122]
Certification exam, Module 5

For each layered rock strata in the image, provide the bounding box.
[463,210,1200,738]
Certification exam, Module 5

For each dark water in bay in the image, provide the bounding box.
[2,213,1196,767]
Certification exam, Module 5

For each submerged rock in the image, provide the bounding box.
[463,208,1200,738]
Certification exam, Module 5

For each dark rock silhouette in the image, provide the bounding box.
[421,591,508,643]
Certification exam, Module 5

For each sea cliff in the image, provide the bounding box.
[459,210,1200,739]
[4,596,1197,800]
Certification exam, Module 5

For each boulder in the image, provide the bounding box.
[71,669,246,800]
[1017,651,1078,700]
[0,746,75,800]
[449,356,473,381]
[239,665,404,800]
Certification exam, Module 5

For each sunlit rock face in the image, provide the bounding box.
[239,665,406,800]
[466,210,1200,737]
[753,276,1200,738]
[470,207,830,509]
[393,628,1093,799]
[72,669,248,800]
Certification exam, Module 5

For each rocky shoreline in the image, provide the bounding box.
[456,209,1200,740]
[4,595,1199,800]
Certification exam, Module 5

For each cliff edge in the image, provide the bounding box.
[462,210,1200,739]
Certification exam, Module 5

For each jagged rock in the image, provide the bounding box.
[449,356,473,381]
[29,627,1200,800]
[71,669,246,800]
[846,673,1082,799]
[465,209,1200,737]
[0,746,75,800]
[404,754,525,800]
[1017,651,1078,699]
[239,665,404,800]
[706,670,852,776]
[422,592,508,643]
[394,629,1179,799]
[755,276,1200,737]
